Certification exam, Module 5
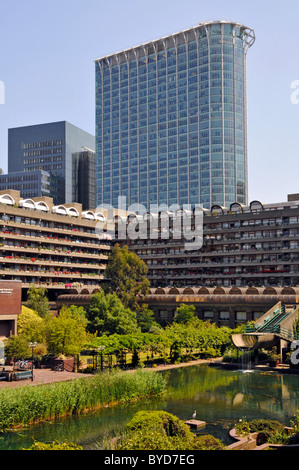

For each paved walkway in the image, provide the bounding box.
[4,358,294,390]
[0,358,221,389]
[145,357,222,372]
[0,368,93,389]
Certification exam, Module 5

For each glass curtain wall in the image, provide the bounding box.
[95,21,255,210]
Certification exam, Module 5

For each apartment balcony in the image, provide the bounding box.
[137,245,299,260]
[0,267,102,276]
[147,259,297,270]
[0,244,108,260]
[0,218,101,240]
[0,231,109,251]
[0,255,104,270]
[198,246,299,256]
[147,269,295,280]
[21,282,102,290]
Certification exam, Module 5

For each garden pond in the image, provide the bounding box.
[1,364,299,450]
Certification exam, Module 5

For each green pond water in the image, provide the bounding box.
[1,364,299,450]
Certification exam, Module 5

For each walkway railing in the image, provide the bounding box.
[243,305,299,342]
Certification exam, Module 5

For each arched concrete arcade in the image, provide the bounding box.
[145,286,299,327]
[56,285,299,330]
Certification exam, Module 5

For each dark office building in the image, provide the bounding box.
[73,149,96,210]
[8,121,95,205]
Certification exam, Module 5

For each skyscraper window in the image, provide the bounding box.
[95,20,255,211]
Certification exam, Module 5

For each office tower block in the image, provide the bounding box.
[8,121,95,205]
[73,148,96,210]
[95,20,255,210]
[0,169,50,199]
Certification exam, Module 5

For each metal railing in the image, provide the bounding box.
[243,305,299,342]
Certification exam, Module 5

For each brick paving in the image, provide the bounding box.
[0,368,92,389]
[0,358,222,390]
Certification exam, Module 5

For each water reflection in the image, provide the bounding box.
[1,365,299,449]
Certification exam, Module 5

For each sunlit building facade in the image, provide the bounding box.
[95,20,255,210]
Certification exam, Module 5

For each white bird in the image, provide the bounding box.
[192,411,196,419]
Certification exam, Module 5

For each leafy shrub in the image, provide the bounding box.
[248,419,285,435]
[125,410,190,437]
[82,364,94,373]
[235,417,291,446]
[201,346,220,358]
[235,417,251,438]
[265,431,290,445]
[22,440,83,450]
[193,434,225,450]
[222,348,239,363]
[116,411,224,450]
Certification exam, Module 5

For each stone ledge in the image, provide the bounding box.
[227,427,299,450]
[185,419,206,429]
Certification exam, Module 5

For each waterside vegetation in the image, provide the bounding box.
[0,369,166,432]
[113,410,225,451]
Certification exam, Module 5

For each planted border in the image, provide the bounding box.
[0,369,166,432]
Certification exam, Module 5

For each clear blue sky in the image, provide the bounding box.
[0,0,299,204]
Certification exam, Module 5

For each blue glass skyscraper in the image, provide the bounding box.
[95,20,255,210]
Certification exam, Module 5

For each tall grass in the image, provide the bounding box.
[0,369,166,432]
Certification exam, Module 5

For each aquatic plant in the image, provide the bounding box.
[0,369,166,432]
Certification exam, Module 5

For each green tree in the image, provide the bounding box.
[26,286,50,318]
[17,306,45,343]
[104,244,150,311]
[4,336,30,362]
[173,304,196,324]
[166,319,231,361]
[44,305,88,357]
[136,304,160,333]
[87,290,139,336]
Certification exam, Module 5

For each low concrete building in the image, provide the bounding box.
[146,285,299,327]
[0,280,21,339]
